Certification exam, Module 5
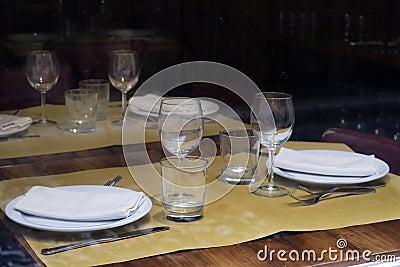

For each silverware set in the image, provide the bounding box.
[39,175,385,255]
[289,182,386,205]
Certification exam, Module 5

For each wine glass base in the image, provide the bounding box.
[111,119,123,126]
[32,120,57,127]
[253,185,289,198]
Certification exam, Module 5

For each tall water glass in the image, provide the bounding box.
[79,79,110,120]
[158,98,203,158]
[108,50,140,125]
[26,50,59,127]
[250,92,295,198]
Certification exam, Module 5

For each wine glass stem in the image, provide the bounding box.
[177,154,183,189]
[121,92,127,118]
[266,147,276,186]
[40,92,48,122]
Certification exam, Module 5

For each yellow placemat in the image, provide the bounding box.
[0,142,399,267]
[0,104,237,159]
[0,105,122,159]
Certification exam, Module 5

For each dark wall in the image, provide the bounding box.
[0,0,399,140]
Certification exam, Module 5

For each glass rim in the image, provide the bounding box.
[79,79,109,85]
[65,89,98,96]
[160,156,208,170]
[110,49,137,55]
[28,50,56,55]
[255,92,292,100]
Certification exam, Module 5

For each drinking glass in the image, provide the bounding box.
[161,156,208,222]
[78,79,110,120]
[158,98,203,158]
[219,129,259,185]
[108,50,140,125]
[250,92,295,197]
[61,89,98,134]
[26,50,59,127]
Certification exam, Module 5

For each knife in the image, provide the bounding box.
[0,134,40,142]
[41,226,170,255]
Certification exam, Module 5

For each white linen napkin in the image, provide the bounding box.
[129,94,162,113]
[129,94,218,116]
[14,186,145,221]
[0,115,32,131]
[274,148,377,177]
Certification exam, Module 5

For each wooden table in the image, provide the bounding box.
[1,141,400,267]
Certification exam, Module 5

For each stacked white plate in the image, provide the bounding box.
[274,149,390,185]
[5,185,152,232]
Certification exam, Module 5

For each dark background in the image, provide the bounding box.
[0,0,399,141]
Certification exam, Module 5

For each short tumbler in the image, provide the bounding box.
[161,156,208,222]
[219,128,259,184]
[79,79,110,120]
[64,89,97,133]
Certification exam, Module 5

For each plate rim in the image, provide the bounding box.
[5,185,152,232]
[274,150,390,185]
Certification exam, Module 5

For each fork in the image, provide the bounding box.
[10,109,21,116]
[297,182,386,194]
[289,187,376,205]
[104,175,122,186]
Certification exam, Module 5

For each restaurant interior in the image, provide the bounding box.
[1,0,400,140]
[1,0,400,266]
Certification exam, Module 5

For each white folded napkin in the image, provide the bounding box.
[14,186,145,221]
[129,94,218,115]
[274,148,377,177]
[0,115,32,131]
[129,94,162,113]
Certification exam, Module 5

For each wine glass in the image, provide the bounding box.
[25,50,59,127]
[108,50,140,125]
[250,92,295,198]
[158,98,203,159]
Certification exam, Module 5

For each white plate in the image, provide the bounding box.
[128,99,220,117]
[274,150,390,185]
[0,115,31,138]
[5,185,152,232]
